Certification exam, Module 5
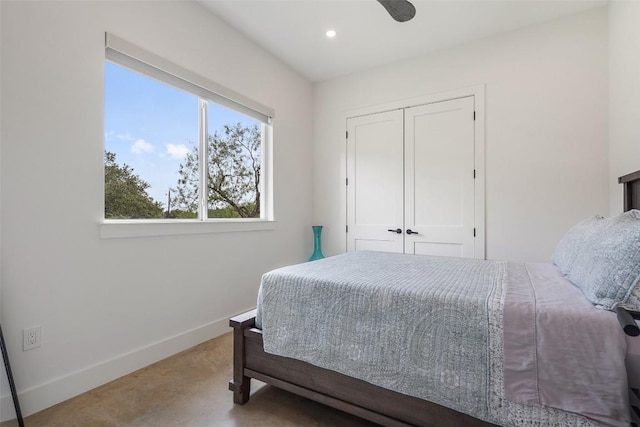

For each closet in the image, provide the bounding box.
[346,96,482,259]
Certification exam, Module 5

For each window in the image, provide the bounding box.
[103,34,272,224]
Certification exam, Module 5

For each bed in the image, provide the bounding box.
[229,171,640,427]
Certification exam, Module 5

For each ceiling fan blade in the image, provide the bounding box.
[376,0,416,23]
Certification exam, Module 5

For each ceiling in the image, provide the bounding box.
[198,0,607,82]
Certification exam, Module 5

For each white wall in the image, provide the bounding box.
[0,1,11,421]
[609,1,640,215]
[0,0,312,418]
[313,7,609,262]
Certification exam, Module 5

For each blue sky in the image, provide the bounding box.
[104,62,259,207]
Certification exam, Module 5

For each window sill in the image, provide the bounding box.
[99,219,276,239]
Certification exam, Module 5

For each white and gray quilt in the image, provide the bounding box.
[256,251,625,427]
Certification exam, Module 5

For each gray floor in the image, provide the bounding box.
[3,333,377,427]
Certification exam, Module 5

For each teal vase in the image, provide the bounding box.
[308,225,325,261]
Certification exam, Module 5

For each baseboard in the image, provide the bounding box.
[0,308,255,421]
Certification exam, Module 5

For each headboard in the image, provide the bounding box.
[619,170,640,212]
[617,170,640,337]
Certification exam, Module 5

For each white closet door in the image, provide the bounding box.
[404,97,476,258]
[347,110,404,253]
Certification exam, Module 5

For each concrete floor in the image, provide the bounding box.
[2,333,377,427]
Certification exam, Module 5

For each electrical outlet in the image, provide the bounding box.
[23,326,42,351]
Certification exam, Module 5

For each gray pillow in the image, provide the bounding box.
[552,215,606,276]
[567,210,640,310]
[620,285,640,312]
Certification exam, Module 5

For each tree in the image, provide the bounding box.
[172,123,261,218]
[104,151,164,219]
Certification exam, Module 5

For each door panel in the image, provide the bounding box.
[413,242,464,258]
[354,239,399,253]
[404,97,475,258]
[347,110,404,253]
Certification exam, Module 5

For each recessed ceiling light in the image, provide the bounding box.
[326,29,336,39]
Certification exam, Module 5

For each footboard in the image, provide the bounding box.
[228,309,256,404]
[228,310,493,427]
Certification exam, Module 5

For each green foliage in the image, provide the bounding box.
[104,151,164,219]
[172,123,261,218]
[208,204,257,218]
[165,209,197,219]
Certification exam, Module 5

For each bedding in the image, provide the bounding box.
[503,262,628,426]
[552,215,606,275]
[621,285,640,312]
[552,209,640,311]
[567,209,640,310]
[257,251,629,427]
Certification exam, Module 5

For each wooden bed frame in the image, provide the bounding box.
[229,170,640,427]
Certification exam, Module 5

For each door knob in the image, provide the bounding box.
[387,228,402,234]
[406,229,419,235]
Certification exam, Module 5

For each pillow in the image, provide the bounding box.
[620,285,640,312]
[567,209,640,310]
[552,215,606,276]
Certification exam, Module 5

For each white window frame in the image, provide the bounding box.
[100,33,275,239]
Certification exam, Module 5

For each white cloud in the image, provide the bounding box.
[131,139,154,154]
[117,133,135,142]
[166,144,190,159]
[105,131,137,143]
